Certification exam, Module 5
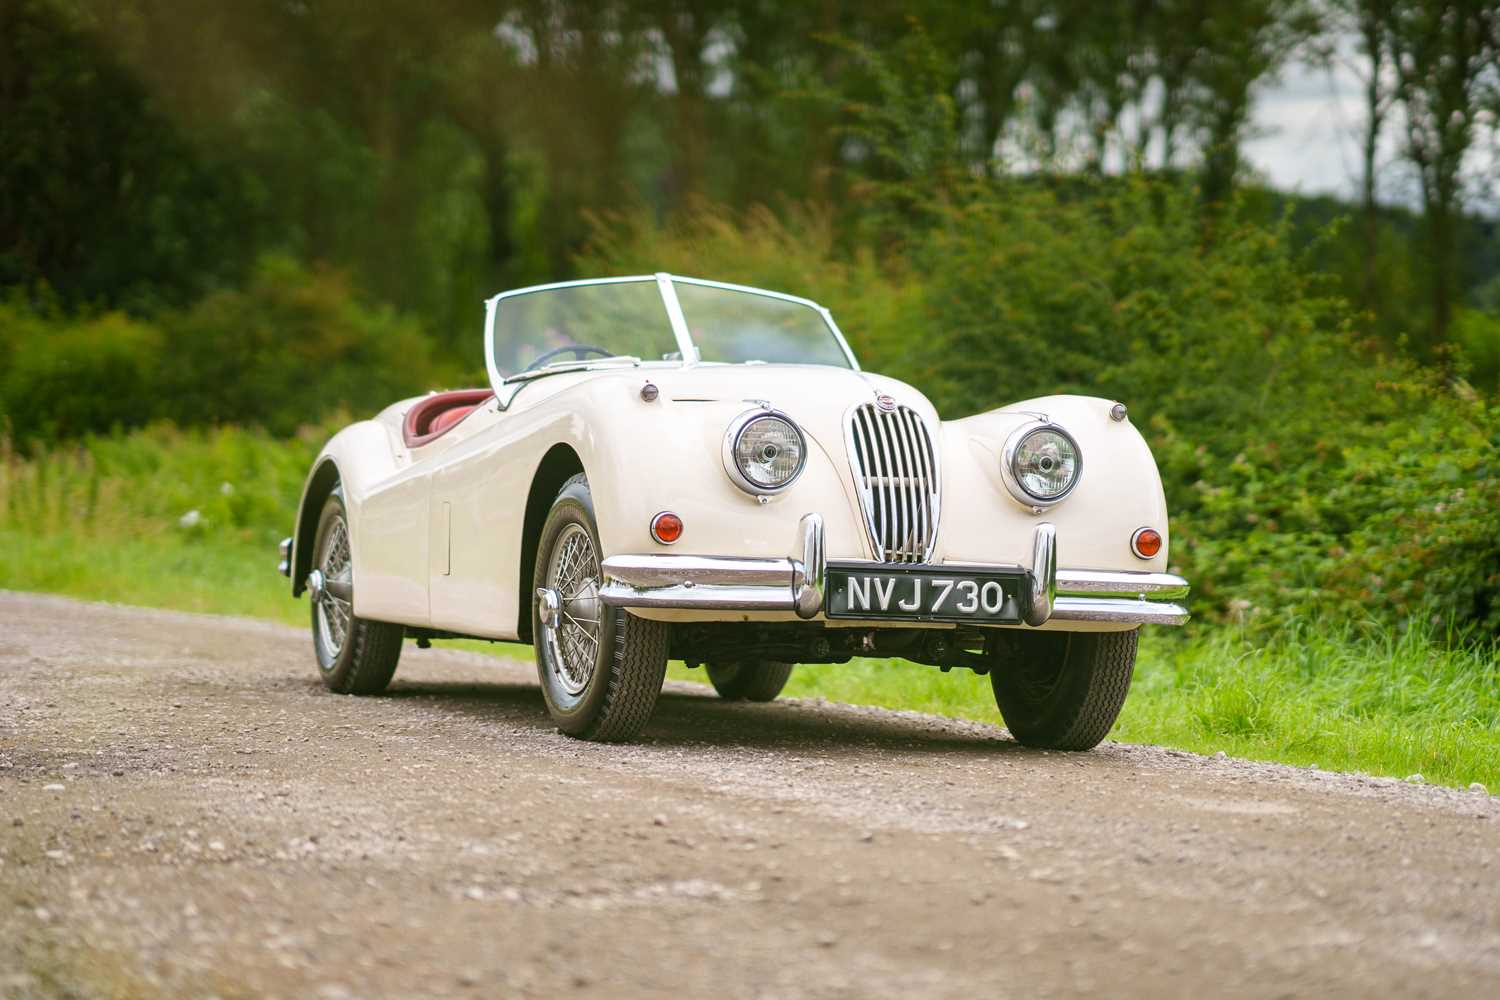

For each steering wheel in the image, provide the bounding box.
[524,344,615,371]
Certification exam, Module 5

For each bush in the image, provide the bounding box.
[0,301,164,441]
[161,256,439,436]
[0,257,441,442]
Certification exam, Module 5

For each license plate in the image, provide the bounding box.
[824,564,1026,624]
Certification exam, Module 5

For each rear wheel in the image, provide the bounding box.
[532,475,669,741]
[988,629,1137,750]
[309,490,403,694]
[706,661,794,702]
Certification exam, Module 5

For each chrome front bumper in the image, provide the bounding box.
[598,515,1189,627]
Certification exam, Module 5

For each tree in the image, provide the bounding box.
[1385,0,1500,349]
[1329,0,1397,311]
[0,0,252,307]
[1185,0,1322,205]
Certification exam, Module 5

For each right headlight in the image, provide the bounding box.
[722,409,807,496]
[1001,422,1081,506]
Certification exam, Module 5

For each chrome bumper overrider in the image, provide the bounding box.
[598,516,1189,626]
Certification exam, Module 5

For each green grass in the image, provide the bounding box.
[4,424,1497,790]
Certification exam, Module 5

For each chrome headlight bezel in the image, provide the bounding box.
[1000,421,1082,507]
[722,409,808,496]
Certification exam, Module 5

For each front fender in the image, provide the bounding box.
[941,395,1171,572]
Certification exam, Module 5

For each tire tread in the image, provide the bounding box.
[337,617,403,695]
[990,630,1137,751]
[579,614,670,741]
[1048,630,1136,750]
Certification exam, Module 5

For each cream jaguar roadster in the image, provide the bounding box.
[278,274,1188,747]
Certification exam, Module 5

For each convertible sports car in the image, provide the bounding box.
[278,274,1188,747]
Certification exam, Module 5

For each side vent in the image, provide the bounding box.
[845,403,940,562]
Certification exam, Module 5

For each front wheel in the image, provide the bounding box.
[988,629,1137,750]
[532,474,669,741]
[706,661,794,702]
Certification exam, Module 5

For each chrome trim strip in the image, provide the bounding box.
[1024,523,1057,626]
[791,513,826,619]
[1051,597,1190,625]
[872,405,895,557]
[655,272,698,365]
[599,583,796,611]
[602,554,795,591]
[1055,569,1189,600]
[816,306,862,371]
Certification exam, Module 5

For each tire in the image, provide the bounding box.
[310,490,403,695]
[988,629,1137,750]
[705,661,794,702]
[532,474,669,741]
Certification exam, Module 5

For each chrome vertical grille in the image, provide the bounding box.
[845,403,940,562]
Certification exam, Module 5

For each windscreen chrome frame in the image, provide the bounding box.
[483,273,861,408]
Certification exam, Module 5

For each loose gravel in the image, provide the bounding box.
[1,590,1497,998]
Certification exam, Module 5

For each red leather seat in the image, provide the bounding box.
[402,389,494,449]
[429,405,475,436]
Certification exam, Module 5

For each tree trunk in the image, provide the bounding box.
[1357,6,1385,312]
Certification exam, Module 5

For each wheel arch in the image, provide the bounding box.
[516,443,586,643]
[291,458,342,597]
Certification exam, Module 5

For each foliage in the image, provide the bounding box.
[0,258,441,442]
[0,300,164,441]
[0,420,325,542]
[0,0,254,308]
[160,256,441,436]
[2,0,1496,354]
[1454,306,1500,393]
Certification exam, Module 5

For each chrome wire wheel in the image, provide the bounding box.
[542,522,603,696]
[314,514,354,663]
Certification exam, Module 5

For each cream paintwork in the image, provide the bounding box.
[297,359,1172,641]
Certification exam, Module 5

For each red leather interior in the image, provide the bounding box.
[402,389,494,449]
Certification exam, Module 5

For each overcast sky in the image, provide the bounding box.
[1244,54,1497,213]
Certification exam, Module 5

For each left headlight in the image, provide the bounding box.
[723,409,807,495]
[1002,422,1082,506]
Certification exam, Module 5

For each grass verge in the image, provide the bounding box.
[3,425,1497,790]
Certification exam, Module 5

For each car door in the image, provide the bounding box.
[425,400,549,641]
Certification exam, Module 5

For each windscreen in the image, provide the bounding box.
[491,280,680,376]
[673,281,852,368]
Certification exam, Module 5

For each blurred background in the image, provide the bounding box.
[2,0,1497,785]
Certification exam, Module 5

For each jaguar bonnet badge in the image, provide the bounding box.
[875,393,897,412]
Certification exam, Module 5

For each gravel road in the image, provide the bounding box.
[1,590,1497,999]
